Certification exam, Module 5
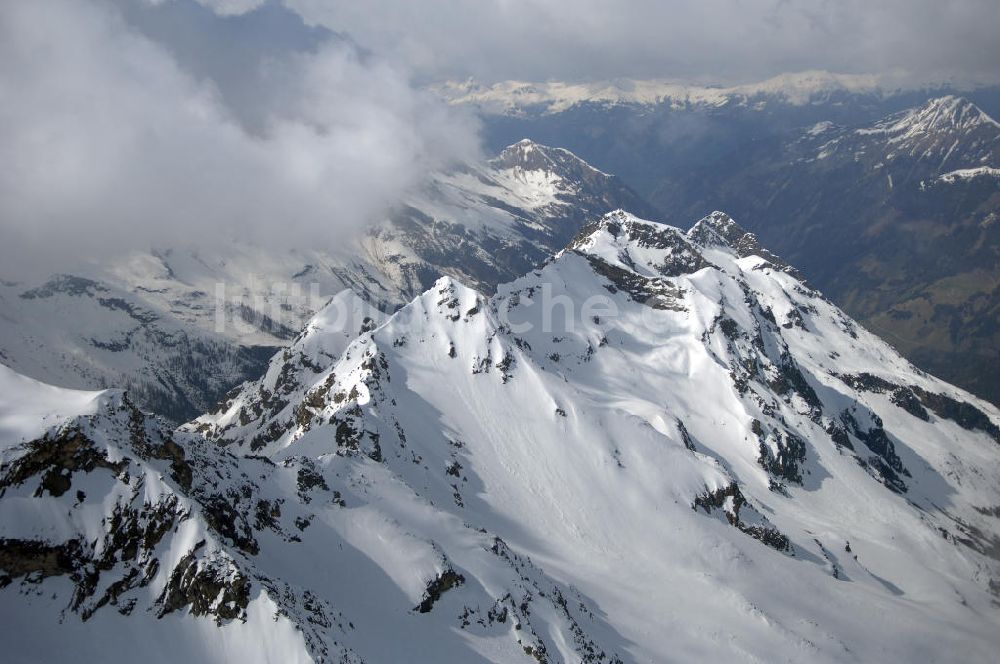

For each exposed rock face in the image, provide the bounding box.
[0,396,252,626]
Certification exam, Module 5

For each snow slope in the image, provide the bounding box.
[0,363,105,447]
[185,210,1000,661]
[3,210,1000,662]
[936,165,1000,183]
[0,370,318,662]
[0,141,652,422]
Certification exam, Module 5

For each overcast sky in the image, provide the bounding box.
[0,0,479,275]
[287,0,1000,85]
[1,0,998,275]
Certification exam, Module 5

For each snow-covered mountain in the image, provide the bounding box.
[5,209,997,662]
[642,95,1000,407]
[483,93,999,407]
[819,94,999,168]
[0,275,278,424]
[436,71,983,117]
[0,141,653,422]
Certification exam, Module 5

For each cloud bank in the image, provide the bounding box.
[287,0,1000,86]
[0,0,480,276]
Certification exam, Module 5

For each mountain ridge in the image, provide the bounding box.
[4,208,1000,661]
[651,95,1000,406]
[0,141,655,422]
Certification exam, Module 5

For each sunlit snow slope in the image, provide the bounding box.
[4,211,1000,663]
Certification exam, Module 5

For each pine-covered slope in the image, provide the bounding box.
[0,141,653,422]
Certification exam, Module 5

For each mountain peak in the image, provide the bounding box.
[867,95,1000,139]
[567,210,710,280]
[492,139,610,177]
[914,95,998,131]
[571,209,684,247]
[687,210,745,245]
[294,289,386,349]
[566,209,802,284]
[687,211,803,279]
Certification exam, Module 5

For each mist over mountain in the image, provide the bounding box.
[0,140,650,422]
[0,0,480,278]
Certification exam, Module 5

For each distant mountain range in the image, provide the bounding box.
[438,70,1000,117]
[667,96,1000,407]
[3,210,999,662]
[454,81,1000,406]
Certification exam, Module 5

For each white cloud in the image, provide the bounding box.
[194,0,266,15]
[0,0,480,275]
[141,0,266,17]
[284,0,1000,86]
